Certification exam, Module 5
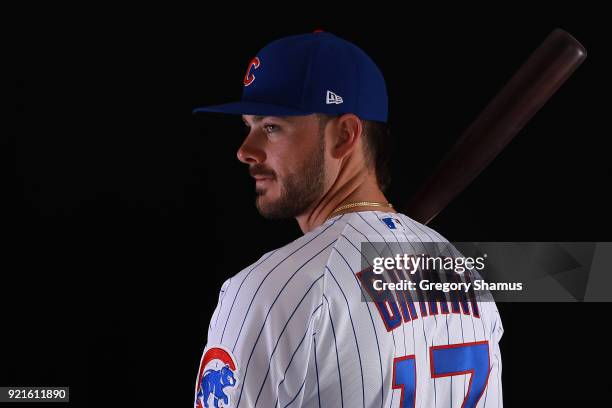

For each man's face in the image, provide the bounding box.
[237,114,327,219]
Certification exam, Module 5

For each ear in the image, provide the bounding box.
[329,113,363,160]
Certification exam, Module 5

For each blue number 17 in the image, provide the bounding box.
[392,341,490,408]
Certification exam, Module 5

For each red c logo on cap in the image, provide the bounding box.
[243,56,260,87]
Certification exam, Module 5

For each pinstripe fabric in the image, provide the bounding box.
[195,211,503,407]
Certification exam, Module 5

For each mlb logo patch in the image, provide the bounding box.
[381,216,404,231]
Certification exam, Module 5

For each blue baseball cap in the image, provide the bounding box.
[193,31,388,123]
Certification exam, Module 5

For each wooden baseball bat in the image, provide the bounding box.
[402,28,587,225]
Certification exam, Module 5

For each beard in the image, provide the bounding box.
[254,137,326,220]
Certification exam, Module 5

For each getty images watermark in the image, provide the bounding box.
[370,253,522,293]
[358,242,612,302]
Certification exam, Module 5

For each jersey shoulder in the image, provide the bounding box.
[228,215,349,289]
[210,215,350,341]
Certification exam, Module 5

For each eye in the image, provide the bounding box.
[263,123,279,133]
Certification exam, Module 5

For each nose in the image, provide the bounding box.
[236,129,266,164]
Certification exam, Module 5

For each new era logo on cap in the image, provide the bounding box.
[326,90,343,105]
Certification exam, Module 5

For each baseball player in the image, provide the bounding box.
[193,31,503,408]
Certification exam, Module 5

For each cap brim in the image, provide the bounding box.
[192,101,312,117]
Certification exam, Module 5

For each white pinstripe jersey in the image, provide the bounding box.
[195,210,503,408]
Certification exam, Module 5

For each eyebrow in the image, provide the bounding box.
[242,115,289,124]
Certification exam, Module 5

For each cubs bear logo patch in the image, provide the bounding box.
[195,345,239,408]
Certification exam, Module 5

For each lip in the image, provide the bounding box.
[254,177,274,186]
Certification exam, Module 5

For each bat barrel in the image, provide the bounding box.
[403,28,587,225]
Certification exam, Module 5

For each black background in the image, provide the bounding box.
[10,5,612,407]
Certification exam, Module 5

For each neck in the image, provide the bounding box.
[295,163,395,234]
